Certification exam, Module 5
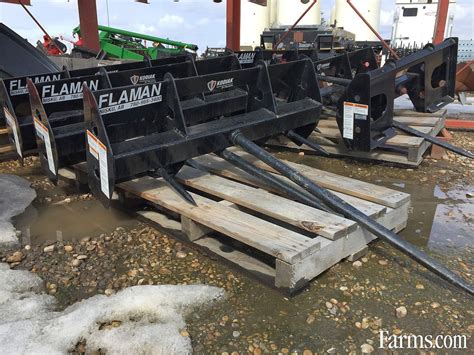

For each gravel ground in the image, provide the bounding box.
[0,132,473,354]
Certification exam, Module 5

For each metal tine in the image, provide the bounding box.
[230,131,474,296]
[315,74,352,86]
[152,167,198,206]
[286,130,330,156]
[393,121,474,160]
[213,150,334,214]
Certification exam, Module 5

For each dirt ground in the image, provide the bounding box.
[1,132,473,354]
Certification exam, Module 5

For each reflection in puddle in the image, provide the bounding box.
[399,183,473,254]
[14,199,139,245]
[428,203,473,251]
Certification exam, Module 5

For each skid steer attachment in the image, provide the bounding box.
[84,59,322,207]
[66,54,192,78]
[0,55,193,159]
[312,47,379,81]
[31,55,245,180]
[28,74,110,181]
[0,71,68,157]
[231,49,318,68]
[346,47,379,75]
[335,38,458,151]
[83,56,473,295]
[65,60,151,78]
[312,48,380,106]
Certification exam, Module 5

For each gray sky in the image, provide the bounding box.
[0,0,473,52]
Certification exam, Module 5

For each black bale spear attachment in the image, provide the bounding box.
[311,38,472,160]
[27,73,110,182]
[81,55,473,295]
[83,58,323,207]
[0,54,192,160]
[27,55,247,183]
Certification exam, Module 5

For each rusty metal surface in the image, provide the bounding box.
[455,61,474,93]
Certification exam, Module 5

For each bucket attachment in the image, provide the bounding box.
[335,38,458,151]
[84,59,322,207]
[0,23,59,77]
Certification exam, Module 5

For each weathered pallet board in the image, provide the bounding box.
[119,176,323,264]
[267,113,446,167]
[0,144,14,154]
[107,152,410,292]
[196,151,410,209]
[0,124,15,159]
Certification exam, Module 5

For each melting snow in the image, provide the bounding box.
[0,174,225,354]
[0,270,224,354]
[0,174,36,249]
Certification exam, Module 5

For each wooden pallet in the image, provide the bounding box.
[61,151,409,292]
[267,111,447,167]
[0,125,15,159]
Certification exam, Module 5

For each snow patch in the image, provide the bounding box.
[0,174,36,250]
[0,264,224,354]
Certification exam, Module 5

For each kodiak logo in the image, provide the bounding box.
[207,78,234,92]
[129,74,156,85]
[130,75,140,85]
[207,80,217,92]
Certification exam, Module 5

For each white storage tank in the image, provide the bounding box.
[334,0,381,41]
[273,0,321,27]
[240,0,271,49]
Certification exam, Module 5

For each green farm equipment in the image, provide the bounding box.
[72,25,198,60]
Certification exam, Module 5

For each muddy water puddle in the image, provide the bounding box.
[13,199,139,245]
[275,151,473,257]
[399,183,473,254]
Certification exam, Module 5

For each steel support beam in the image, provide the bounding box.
[77,0,100,52]
[226,0,241,51]
[433,0,450,44]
